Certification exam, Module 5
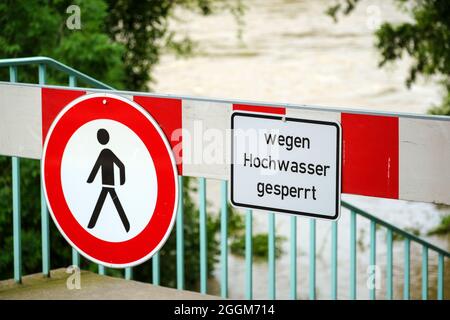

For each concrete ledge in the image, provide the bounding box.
[0,268,220,300]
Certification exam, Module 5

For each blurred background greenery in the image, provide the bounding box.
[328,0,450,116]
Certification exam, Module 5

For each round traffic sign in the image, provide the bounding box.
[42,93,178,268]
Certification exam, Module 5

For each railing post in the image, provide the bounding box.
[350,211,357,300]
[152,253,160,285]
[68,74,81,268]
[331,220,338,300]
[369,220,376,300]
[220,180,228,298]
[12,156,22,284]
[40,183,50,277]
[9,66,22,284]
[39,63,50,277]
[309,219,316,300]
[71,250,80,268]
[9,66,18,83]
[268,213,276,300]
[125,267,133,280]
[403,238,410,300]
[177,176,185,290]
[98,265,105,275]
[69,74,77,87]
[199,177,207,294]
[437,253,444,300]
[422,246,428,300]
[386,229,393,300]
[245,209,253,300]
[290,216,297,300]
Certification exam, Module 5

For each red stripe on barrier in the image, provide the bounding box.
[342,113,399,199]
[133,96,183,175]
[233,104,286,115]
[42,88,86,144]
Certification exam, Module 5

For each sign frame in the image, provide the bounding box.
[230,111,342,220]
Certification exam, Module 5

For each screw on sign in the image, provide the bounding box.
[42,93,178,268]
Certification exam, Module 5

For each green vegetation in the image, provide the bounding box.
[404,227,421,237]
[225,205,286,261]
[134,177,220,289]
[428,215,450,236]
[230,234,286,261]
[391,227,421,241]
[327,0,450,116]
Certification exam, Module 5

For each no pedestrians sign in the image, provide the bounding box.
[231,112,341,220]
[42,93,178,267]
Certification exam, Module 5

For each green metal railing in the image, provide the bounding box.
[0,57,113,90]
[1,57,449,300]
[0,57,121,282]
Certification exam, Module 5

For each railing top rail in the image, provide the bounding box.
[1,79,449,122]
[342,200,450,258]
[0,56,113,90]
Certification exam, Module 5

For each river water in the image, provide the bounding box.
[153,0,449,299]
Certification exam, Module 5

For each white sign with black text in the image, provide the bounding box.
[231,112,341,220]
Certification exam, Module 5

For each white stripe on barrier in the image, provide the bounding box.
[399,118,450,204]
[0,84,42,159]
[286,108,341,123]
[182,99,232,180]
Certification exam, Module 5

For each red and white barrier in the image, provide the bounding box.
[1,82,449,205]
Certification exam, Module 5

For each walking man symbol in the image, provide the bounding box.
[87,128,130,232]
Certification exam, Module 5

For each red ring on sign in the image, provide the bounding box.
[42,94,178,267]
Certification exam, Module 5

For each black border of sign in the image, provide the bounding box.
[230,112,341,221]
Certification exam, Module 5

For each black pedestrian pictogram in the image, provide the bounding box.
[86,128,130,232]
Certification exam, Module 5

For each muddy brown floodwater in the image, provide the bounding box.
[153,0,450,299]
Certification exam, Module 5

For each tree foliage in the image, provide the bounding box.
[0,0,244,91]
[105,0,245,90]
[327,0,450,115]
[0,0,126,88]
